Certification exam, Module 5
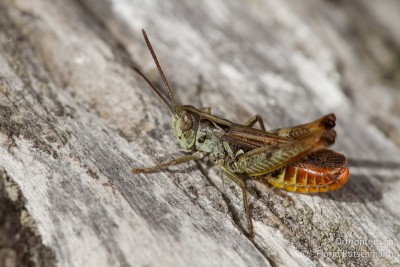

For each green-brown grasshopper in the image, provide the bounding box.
[132,30,349,237]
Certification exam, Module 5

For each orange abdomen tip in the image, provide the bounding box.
[327,167,349,191]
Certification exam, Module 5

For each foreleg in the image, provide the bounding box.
[132,151,205,174]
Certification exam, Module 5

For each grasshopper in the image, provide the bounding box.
[131,29,349,237]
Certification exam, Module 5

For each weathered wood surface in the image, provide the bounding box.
[1,0,400,266]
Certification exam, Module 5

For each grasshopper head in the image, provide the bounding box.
[172,108,197,150]
[134,30,198,150]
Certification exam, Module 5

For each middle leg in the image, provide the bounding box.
[244,114,266,131]
[218,164,254,238]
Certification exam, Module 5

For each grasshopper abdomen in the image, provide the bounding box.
[259,160,349,193]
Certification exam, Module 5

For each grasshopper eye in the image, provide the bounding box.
[180,113,193,131]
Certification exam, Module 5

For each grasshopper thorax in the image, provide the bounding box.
[172,108,198,150]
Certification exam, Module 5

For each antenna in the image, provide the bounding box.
[132,66,174,111]
[141,29,176,109]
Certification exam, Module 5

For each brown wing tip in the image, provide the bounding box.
[321,130,337,146]
[321,113,336,129]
